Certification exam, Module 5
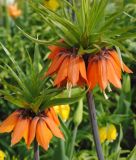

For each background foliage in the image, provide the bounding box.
[0,0,136,159]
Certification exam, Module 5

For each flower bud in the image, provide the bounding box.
[123,75,131,93]
[73,99,83,127]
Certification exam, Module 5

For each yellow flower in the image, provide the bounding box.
[54,105,70,121]
[0,150,5,160]
[44,0,59,11]
[99,127,107,143]
[99,124,117,143]
[107,124,117,142]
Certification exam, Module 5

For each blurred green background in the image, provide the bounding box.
[0,0,136,159]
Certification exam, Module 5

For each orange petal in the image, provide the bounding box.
[98,59,108,90]
[46,54,67,76]
[68,56,79,86]
[43,117,64,139]
[23,118,31,147]
[28,117,39,147]
[11,117,29,145]
[0,110,20,133]
[109,51,122,68]
[87,60,98,90]
[54,57,70,86]
[48,46,61,59]
[36,119,53,150]
[109,51,133,74]
[123,63,133,73]
[107,60,122,88]
[79,57,87,82]
[49,108,60,126]
[108,56,122,79]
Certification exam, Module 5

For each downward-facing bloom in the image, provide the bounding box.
[54,104,70,121]
[99,124,117,143]
[44,0,59,11]
[0,108,64,150]
[8,3,21,18]
[46,45,87,89]
[87,49,133,93]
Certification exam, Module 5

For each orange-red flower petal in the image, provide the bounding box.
[68,56,79,86]
[36,118,53,150]
[0,111,20,133]
[23,118,31,147]
[28,117,39,147]
[54,57,70,86]
[11,117,29,145]
[43,117,64,139]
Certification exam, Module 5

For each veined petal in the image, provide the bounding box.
[87,60,98,90]
[36,119,53,150]
[46,54,67,76]
[68,56,79,86]
[98,59,108,90]
[43,117,64,139]
[101,59,108,90]
[0,111,20,133]
[107,60,122,88]
[11,117,29,145]
[123,63,133,73]
[109,51,133,74]
[108,56,122,79]
[79,57,87,82]
[48,46,61,59]
[49,108,60,126]
[23,118,31,147]
[109,51,122,68]
[54,57,70,86]
[28,117,39,147]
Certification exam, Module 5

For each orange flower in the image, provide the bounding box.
[8,3,21,18]
[0,108,64,150]
[87,49,133,92]
[46,45,87,88]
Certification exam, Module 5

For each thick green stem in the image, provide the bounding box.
[69,126,78,160]
[60,140,66,160]
[86,91,104,160]
[34,139,39,160]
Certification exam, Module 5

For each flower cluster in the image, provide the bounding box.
[46,43,132,96]
[0,108,64,150]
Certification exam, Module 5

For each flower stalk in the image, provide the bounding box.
[34,139,39,160]
[86,91,104,160]
[69,126,78,160]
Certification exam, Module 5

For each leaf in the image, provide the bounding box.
[33,43,41,74]
[127,146,136,160]
[59,116,71,139]
[41,90,86,110]
[0,43,26,80]
[17,26,68,47]
[4,95,28,109]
